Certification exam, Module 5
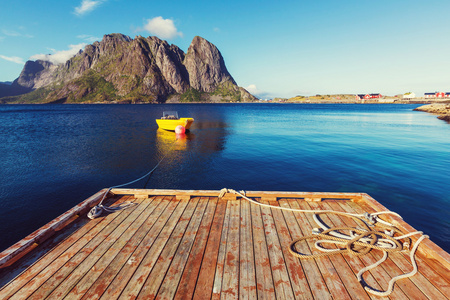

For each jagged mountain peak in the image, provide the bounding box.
[102,33,133,43]
[184,36,236,92]
[1,34,257,103]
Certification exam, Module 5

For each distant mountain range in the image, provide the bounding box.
[0,34,256,104]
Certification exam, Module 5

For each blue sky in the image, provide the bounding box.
[1,0,450,98]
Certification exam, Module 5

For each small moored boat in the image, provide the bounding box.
[156,111,194,131]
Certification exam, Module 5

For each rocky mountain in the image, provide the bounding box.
[0,80,31,98]
[1,34,257,104]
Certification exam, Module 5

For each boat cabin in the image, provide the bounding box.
[161,111,179,120]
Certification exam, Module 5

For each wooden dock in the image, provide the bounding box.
[0,189,449,299]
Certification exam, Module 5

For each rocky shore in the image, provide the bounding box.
[413,103,450,122]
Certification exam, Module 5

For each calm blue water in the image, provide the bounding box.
[0,104,449,252]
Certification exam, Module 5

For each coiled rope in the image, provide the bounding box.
[218,188,428,297]
[87,137,180,219]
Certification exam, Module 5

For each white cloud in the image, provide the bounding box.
[2,29,20,37]
[30,43,86,65]
[142,17,183,40]
[74,0,105,16]
[246,84,261,95]
[213,27,220,32]
[245,84,273,99]
[77,34,100,43]
[2,29,33,38]
[0,55,25,64]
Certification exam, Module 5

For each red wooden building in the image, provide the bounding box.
[425,92,448,98]
[355,93,382,100]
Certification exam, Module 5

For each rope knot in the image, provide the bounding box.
[218,188,229,199]
[402,241,410,250]
[364,212,376,225]
[384,229,394,237]
[312,228,322,235]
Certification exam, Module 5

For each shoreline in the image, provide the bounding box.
[0,100,443,105]
[413,103,450,122]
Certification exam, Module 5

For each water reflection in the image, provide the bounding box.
[150,119,230,189]
[156,129,191,151]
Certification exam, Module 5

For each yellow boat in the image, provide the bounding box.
[155,111,194,131]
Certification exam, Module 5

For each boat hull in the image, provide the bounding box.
[156,118,194,131]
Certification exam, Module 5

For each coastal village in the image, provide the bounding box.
[272,91,450,104]
[266,92,450,122]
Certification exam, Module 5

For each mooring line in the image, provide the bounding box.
[88,136,181,219]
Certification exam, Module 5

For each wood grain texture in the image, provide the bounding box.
[1,189,448,300]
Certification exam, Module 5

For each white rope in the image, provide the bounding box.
[357,233,429,296]
[218,188,401,226]
[312,213,399,249]
[218,188,429,297]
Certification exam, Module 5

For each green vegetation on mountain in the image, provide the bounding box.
[0,88,51,104]
[212,81,242,102]
[0,34,257,104]
[180,88,204,102]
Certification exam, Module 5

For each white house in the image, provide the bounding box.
[403,92,415,99]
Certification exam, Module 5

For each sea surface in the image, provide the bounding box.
[0,103,449,252]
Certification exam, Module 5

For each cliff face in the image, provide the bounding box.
[184,36,236,92]
[3,34,256,103]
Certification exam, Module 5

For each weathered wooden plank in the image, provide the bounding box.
[270,200,314,299]
[174,197,218,299]
[278,199,332,299]
[0,216,90,289]
[323,200,407,300]
[211,199,232,300]
[346,199,441,299]
[31,196,149,299]
[358,193,450,275]
[78,197,172,299]
[239,198,257,299]
[220,198,241,300]
[120,197,199,299]
[4,195,136,300]
[344,200,448,299]
[260,201,295,299]
[0,194,124,295]
[51,197,155,298]
[65,196,170,299]
[408,254,450,299]
[154,197,209,299]
[0,189,109,269]
[111,188,362,202]
[211,201,231,300]
[305,200,371,300]
[288,199,352,300]
[98,196,187,299]
[352,200,450,299]
[192,198,227,300]
[0,212,99,298]
[1,189,449,300]
[250,202,275,299]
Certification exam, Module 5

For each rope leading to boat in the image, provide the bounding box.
[87,137,180,219]
[218,188,429,297]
